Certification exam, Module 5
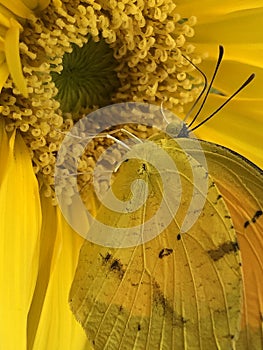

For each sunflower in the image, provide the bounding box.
[0,1,262,349]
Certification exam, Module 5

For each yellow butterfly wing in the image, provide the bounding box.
[69,138,242,349]
[180,138,263,349]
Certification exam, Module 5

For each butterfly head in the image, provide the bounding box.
[166,121,189,138]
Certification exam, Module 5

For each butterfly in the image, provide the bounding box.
[58,46,263,349]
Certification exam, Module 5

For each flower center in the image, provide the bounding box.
[0,1,204,205]
[51,36,120,115]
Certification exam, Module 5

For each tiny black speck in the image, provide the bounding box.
[138,324,141,331]
[233,241,239,251]
[177,233,181,240]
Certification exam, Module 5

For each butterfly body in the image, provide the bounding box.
[165,121,190,138]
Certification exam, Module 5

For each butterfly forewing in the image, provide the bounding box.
[69,138,243,349]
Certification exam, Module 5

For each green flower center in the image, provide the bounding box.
[51,36,120,115]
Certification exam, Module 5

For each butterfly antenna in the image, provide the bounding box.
[182,56,208,123]
[160,100,170,124]
[190,73,255,132]
[188,45,224,128]
[106,134,131,150]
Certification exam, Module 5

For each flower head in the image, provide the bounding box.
[0,1,262,349]
[0,0,204,204]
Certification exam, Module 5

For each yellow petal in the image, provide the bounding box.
[27,195,61,350]
[192,6,263,68]
[29,205,92,350]
[193,43,263,70]
[5,18,28,96]
[0,60,9,92]
[195,57,263,99]
[22,0,50,12]
[178,0,262,24]
[0,0,34,19]
[177,3,263,97]
[175,1,263,169]
[36,0,51,11]
[0,125,41,350]
[0,4,16,25]
[0,118,9,183]
[0,9,11,28]
[200,6,262,33]
[193,94,263,168]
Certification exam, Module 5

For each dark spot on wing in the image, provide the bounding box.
[137,162,148,175]
[152,281,188,326]
[213,194,223,204]
[111,259,122,271]
[207,241,239,261]
[131,282,139,287]
[244,220,250,228]
[110,259,125,279]
[153,281,173,312]
[137,324,141,331]
[142,163,147,171]
[177,233,181,240]
[252,210,263,222]
[100,252,112,263]
[100,253,125,279]
[181,316,187,324]
[244,210,263,229]
[159,248,173,259]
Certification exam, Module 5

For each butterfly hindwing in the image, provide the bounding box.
[181,138,263,349]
